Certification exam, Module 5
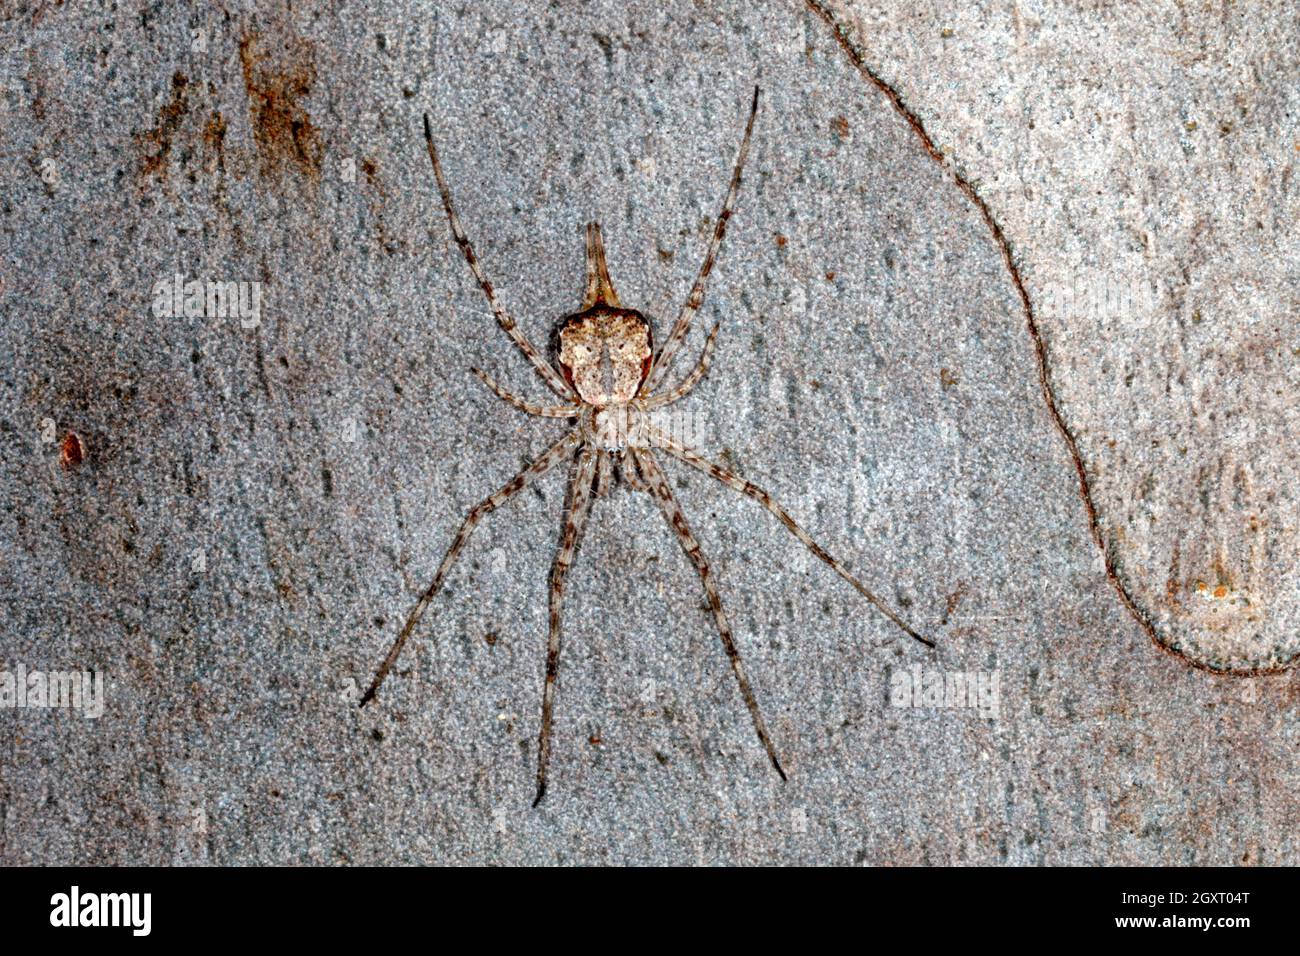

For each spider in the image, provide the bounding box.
[360,87,934,805]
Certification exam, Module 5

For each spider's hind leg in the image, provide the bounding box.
[533,448,600,806]
[360,430,580,707]
[610,450,647,494]
[647,426,932,649]
[594,450,613,497]
[632,447,787,781]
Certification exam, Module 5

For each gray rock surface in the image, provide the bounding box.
[0,0,1295,864]
[828,0,1300,673]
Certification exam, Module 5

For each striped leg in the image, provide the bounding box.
[618,450,648,494]
[644,86,759,393]
[632,447,787,781]
[472,368,582,418]
[647,426,933,649]
[534,448,599,806]
[582,222,621,308]
[641,321,720,409]
[423,114,575,400]
[359,430,580,707]
[594,450,613,497]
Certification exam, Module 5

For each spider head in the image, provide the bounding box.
[556,222,653,406]
[557,307,652,407]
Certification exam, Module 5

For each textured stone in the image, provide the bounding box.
[0,0,1294,865]
[827,0,1300,673]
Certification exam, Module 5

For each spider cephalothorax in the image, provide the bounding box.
[556,225,654,408]
[362,89,933,806]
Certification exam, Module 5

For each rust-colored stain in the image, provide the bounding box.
[238,33,323,181]
[25,59,49,121]
[60,431,84,470]
[774,233,788,248]
[1165,540,1181,606]
[138,72,189,180]
[360,157,380,187]
[831,114,850,140]
[359,155,397,255]
[202,111,227,167]
[939,367,959,389]
[941,582,968,624]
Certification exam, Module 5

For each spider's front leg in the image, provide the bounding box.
[472,367,582,419]
[533,447,600,806]
[644,86,758,393]
[641,321,721,410]
[423,114,575,401]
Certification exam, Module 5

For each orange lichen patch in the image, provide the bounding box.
[238,33,323,181]
[138,72,190,180]
[60,431,84,470]
[1193,579,1237,603]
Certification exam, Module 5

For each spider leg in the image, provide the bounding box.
[647,425,934,649]
[359,429,581,708]
[631,447,787,781]
[582,222,621,308]
[471,367,582,418]
[594,449,613,497]
[643,86,759,394]
[423,114,575,400]
[534,447,599,806]
[618,450,648,494]
[642,320,720,410]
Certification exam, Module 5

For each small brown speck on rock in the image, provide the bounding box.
[60,432,84,470]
